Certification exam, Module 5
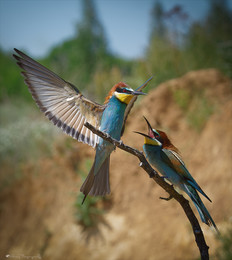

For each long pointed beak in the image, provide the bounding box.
[135,76,153,91]
[132,90,146,96]
[143,116,153,131]
[134,131,150,138]
[143,116,155,138]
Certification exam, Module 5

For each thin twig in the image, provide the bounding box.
[84,122,210,260]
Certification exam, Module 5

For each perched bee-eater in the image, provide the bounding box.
[13,49,151,202]
[135,117,218,231]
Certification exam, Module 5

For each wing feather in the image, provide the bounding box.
[161,149,211,202]
[14,49,105,148]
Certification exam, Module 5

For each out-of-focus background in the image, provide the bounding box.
[0,0,232,259]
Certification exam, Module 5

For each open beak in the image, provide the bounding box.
[134,131,150,138]
[134,117,154,138]
[143,116,153,130]
[143,116,154,138]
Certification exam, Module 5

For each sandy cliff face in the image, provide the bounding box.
[0,69,231,260]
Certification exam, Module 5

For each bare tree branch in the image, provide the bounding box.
[84,122,210,260]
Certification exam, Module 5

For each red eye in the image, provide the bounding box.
[123,89,126,93]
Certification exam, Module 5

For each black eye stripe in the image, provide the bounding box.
[116,87,131,94]
[116,87,123,93]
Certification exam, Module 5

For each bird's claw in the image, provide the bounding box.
[105,132,110,138]
[149,170,155,178]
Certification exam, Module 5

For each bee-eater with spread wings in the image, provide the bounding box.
[135,117,218,231]
[13,49,152,202]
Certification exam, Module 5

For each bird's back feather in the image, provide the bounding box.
[161,149,212,202]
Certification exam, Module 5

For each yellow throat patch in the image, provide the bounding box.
[144,136,161,146]
[114,92,134,104]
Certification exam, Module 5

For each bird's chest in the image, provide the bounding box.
[100,98,126,140]
[143,145,181,184]
[144,145,162,170]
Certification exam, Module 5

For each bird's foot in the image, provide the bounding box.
[105,132,110,138]
[119,140,123,146]
[148,170,156,178]
[159,194,173,201]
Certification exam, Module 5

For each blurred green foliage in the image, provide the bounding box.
[215,224,232,260]
[0,100,60,165]
[0,50,32,101]
[173,88,191,111]
[186,95,214,131]
[0,100,62,191]
[0,0,231,111]
[145,0,232,90]
[173,88,214,131]
[184,0,232,77]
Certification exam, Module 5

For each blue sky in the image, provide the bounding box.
[0,0,225,59]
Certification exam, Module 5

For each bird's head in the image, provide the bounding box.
[135,116,179,152]
[104,82,146,104]
[134,117,162,147]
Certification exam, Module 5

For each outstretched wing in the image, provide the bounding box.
[13,48,106,148]
[161,148,212,202]
[121,76,153,136]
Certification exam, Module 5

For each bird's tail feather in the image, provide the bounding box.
[80,156,110,202]
[183,184,219,232]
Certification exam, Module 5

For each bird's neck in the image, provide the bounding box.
[108,95,127,109]
[144,143,162,154]
[143,144,162,166]
[99,95,127,140]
